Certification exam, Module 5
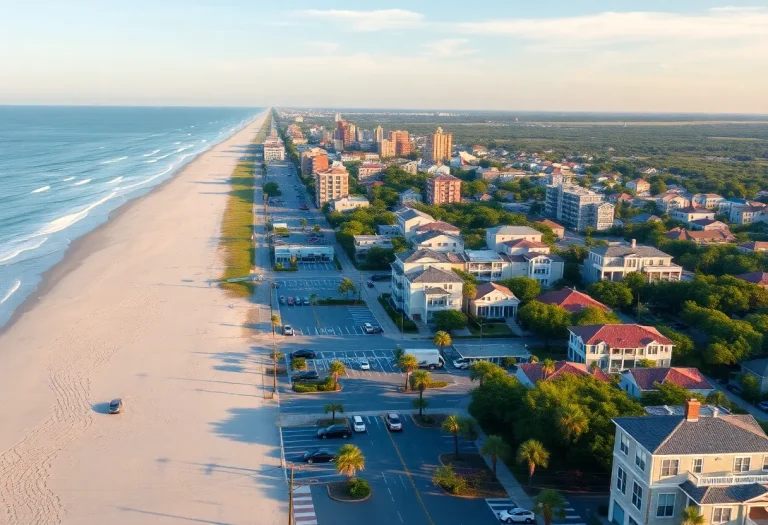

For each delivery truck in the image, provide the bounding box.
[405,349,445,370]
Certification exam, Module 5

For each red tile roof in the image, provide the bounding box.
[626,367,713,391]
[736,272,768,286]
[474,282,514,299]
[536,288,610,313]
[518,361,611,384]
[664,228,735,243]
[536,219,564,230]
[568,324,673,347]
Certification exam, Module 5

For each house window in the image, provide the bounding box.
[763,456,768,471]
[631,482,643,510]
[734,457,751,473]
[616,467,627,494]
[635,450,647,471]
[656,494,675,518]
[620,434,629,455]
[692,458,703,474]
[661,459,679,477]
[712,508,732,524]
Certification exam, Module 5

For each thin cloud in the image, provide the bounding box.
[306,41,340,54]
[423,39,476,58]
[295,9,424,31]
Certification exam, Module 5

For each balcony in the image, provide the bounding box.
[688,472,768,487]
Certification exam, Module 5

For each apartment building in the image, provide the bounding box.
[730,204,767,226]
[263,132,285,162]
[545,184,615,231]
[300,148,329,177]
[656,193,692,213]
[567,324,674,372]
[390,249,464,321]
[389,130,412,156]
[374,125,384,143]
[692,193,726,210]
[426,174,462,205]
[498,239,565,287]
[583,241,682,284]
[314,167,349,207]
[609,400,768,525]
[395,207,434,240]
[378,139,395,158]
[358,162,386,180]
[424,126,453,163]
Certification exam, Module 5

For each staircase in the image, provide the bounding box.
[415,319,433,337]
[505,318,524,336]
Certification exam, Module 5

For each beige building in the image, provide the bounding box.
[609,400,768,525]
[314,167,349,207]
[424,126,453,163]
[485,225,543,251]
[469,282,520,320]
[330,196,369,212]
[390,249,464,321]
[627,179,651,193]
[583,240,682,284]
[389,130,412,156]
[301,147,329,177]
[378,139,396,158]
[426,174,462,205]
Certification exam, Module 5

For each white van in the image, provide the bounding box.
[352,416,366,433]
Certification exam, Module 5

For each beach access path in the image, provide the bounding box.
[0,111,286,525]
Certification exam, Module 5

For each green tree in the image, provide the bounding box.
[650,180,667,196]
[442,415,476,458]
[636,359,655,368]
[587,281,633,309]
[469,361,506,387]
[433,331,452,354]
[642,382,704,406]
[434,310,468,332]
[300,218,307,230]
[462,282,477,314]
[517,439,550,485]
[517,301,570,346]
[534,490,568,525]
[271,314,281,338]
[481,435,510,478]
[658,326,696,365]
[411,369,431,402]
[336,444,365,480]
[413,398,429,418]
[571,306,622,326]
[291,357,307,371]
[498,277,541,303]
[681,506,705,525]
[338,277,357,299]
[541,359,556,378]
[502,356,517,368]
[557,404,590,443]
[328,360,346,390]
[398,353,419,391]
[309,293,318,305]
[263,181,280,197]
[313,224,321,233]
[705,390,734,410]
[324,403,344,423]
[622,272,647,300]
[741,373,761,403]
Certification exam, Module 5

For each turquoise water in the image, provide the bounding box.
[0,106,262,328]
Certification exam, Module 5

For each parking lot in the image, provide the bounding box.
[287,349,401,377]
[279,303,384,337]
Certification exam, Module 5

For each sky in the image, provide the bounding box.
[1,0,767,113]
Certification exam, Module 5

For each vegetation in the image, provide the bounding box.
[441,415,476,458]
[328,360,346,389]
[481,435,511,478]
[293,377,339,392]
[336,444,365,480]
[398,353,419,391]
[291,357,306,371]
[496,277,541,303]
[378,294,418,333]
[434,310,469,332]
[681,506,705,525]
[517,439,550,485]
[324,403,344,423]
[263,181,280,197]
[337,278,357,299]
[517,301,571,345]
[469,361,507,387]
[535,490,568,525]
[642,382,704,406]
[432,464,469,496]
[434,331,452,353]
[347,477,371,499]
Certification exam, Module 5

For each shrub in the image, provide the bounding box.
[427,380,449,388]
[348,478,371,499]
[293,382,318,393]
[501,356,517,368]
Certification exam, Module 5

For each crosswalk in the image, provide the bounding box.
[485,497,586,525]
[349,306,378,325]
[291,485,317,525]
[277,278,341,290]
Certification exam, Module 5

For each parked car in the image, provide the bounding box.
[283,325,294,336]
[498,509,534,524]
[272,282,280,289]
[303,449,336,464]
[727,384,744,395]
[287,296,295,305]
[352,416,367,433]
[303,297,310,305]
[292,349,316,359]
[109,398,123,414]
[363,323,383,334]
[291,371,319,382]
[370,274,390,281]
[453,359,470,370]
[279,295,286,304]
[366,280,375,288]
[299,204,309,210]
[317,424,351,439]
[359,359,371,371]
[385,413,402,431]
[758,401,768,412]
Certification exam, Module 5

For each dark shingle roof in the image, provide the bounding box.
[408,267,464,284]
[613,415,768,455]
[742,358,768,378]
[679,481,768,504]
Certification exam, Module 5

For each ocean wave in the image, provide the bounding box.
[108,176,123,184]
[33,192,117,237]
[101,156,128,165]
[177,145,193,153]
[0,237,48,265]
[201,139,207,143]
[142,149,161,157]
[31,185,51,194]
[62,177,75,181]
[174,142,181,145]
[0,280,21,305]
[117,165,173,191]
[73,179,92,186]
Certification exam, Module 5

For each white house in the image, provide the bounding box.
[583,240,682,284]
[395,207,434,240]
[412,231,465,254]
[469,282,520,319]
[485,225,543,251]
[568,324,674,372]
[670,207,715,225]
[330,196,370,212]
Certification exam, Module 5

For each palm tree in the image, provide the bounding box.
[336,444,365,480]
[433,331,452,354]
[462,282,477,314]
[313,224,321,233]
[517,439,550,485]
[528,355,540,364]
[398,354,419,391]
[413,398,429,418]
[534,489,567,525]
[558,404,589,442]
[541,358,556,378]
[328,360,346,390]
[309,293,318,306]
[469,361,497,387]
[681,506,705,525]
[324,403,344,423]
[300,218,307,230]
[271,314,280,338]
[442,414,463,458]
[706,390,731,408]
[481,435,510,478]
[411,370,431,401]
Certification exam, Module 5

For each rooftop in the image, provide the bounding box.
[453,342,531,360]
[517,360,611,384]
[568,324,673,347]
[416,221,460,233]
[412,230,462,245]
[736,272,768,286]
[738,241,768,251]
[396,248,462,265]
[742,358,768,378]
[407,266,464,284]
[464,250,503,262]
[590,244,673,258]
[536,219,564,230]
[664,228,735,242]
[536,288,610,313]
[474,282,515,300]
[624,367,712,391]
[673,206,713,214]
[503,239,550,250]
[486,225,542,237]
[679,481,768,505]
[395,207,434,221]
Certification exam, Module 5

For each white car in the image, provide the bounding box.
[352,416,367,433]
[283,325,294,336]
[498,509,534,524]
[385,413,402,431]
[453,359,469,370]
[360,359,370,371]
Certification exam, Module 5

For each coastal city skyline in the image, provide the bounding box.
[1,2,768,112]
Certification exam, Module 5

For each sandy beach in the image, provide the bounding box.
[0,111,285,525]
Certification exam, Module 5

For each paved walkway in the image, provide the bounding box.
[474,426,535,513]
[703,373,767,421]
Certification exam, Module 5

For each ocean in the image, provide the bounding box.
[0,105,262,328]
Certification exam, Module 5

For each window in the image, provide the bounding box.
[692,458,703,474]
[632,482,643,510]
[734,457,751,472]
[620,434,629,455]
[712,508,732,524]
[763,456,768,471]
[635,450,647,471]
[656,494,675,518]
[661,459,679,477]
[616,467,627,494]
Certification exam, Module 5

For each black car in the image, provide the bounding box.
[370,274,390,281]
[292,349,316,359]
[109,398,123,414]
[303,449,336,464]
[317,424,351,439]
[291,371,319,382]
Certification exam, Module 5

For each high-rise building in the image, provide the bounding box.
[374,125,384,143]
[425,127,453,163]
[389,130,412,156]
[356,127,365,142]
[300,148,329,177]
[314,166,349,207]
[335,112,342,122]
[545,184,615,231]
[335,120,355,150]
[378,139,395,158]
[426,174,462,205]
[263,131,285,162]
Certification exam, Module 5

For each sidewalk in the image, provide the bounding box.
[703,374,767,421]
[474,425,535,512]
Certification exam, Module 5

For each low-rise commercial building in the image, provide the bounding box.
[568,324,674,372]
[353,235,393,260]
[330,196,370,212]
[274,243,333,265]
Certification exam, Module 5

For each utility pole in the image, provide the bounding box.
[358,274,362,303]
[273,340,279,394]
[288,466,294,525]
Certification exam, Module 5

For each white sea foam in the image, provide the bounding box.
[0,280,21,305]
[117,165,173,191]
[62,177,76,182]
[73,179,92,186]
[101,156,128,165]
[31,186,51,194]
[142,149,161,157]
[0,237,49,265]
[174,142,181,145]
[34,192,118,237]
[108,176,123,184]
[201,139,207,143]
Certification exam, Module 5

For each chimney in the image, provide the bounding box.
[631,238,637,248]
[685,399,701,422]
